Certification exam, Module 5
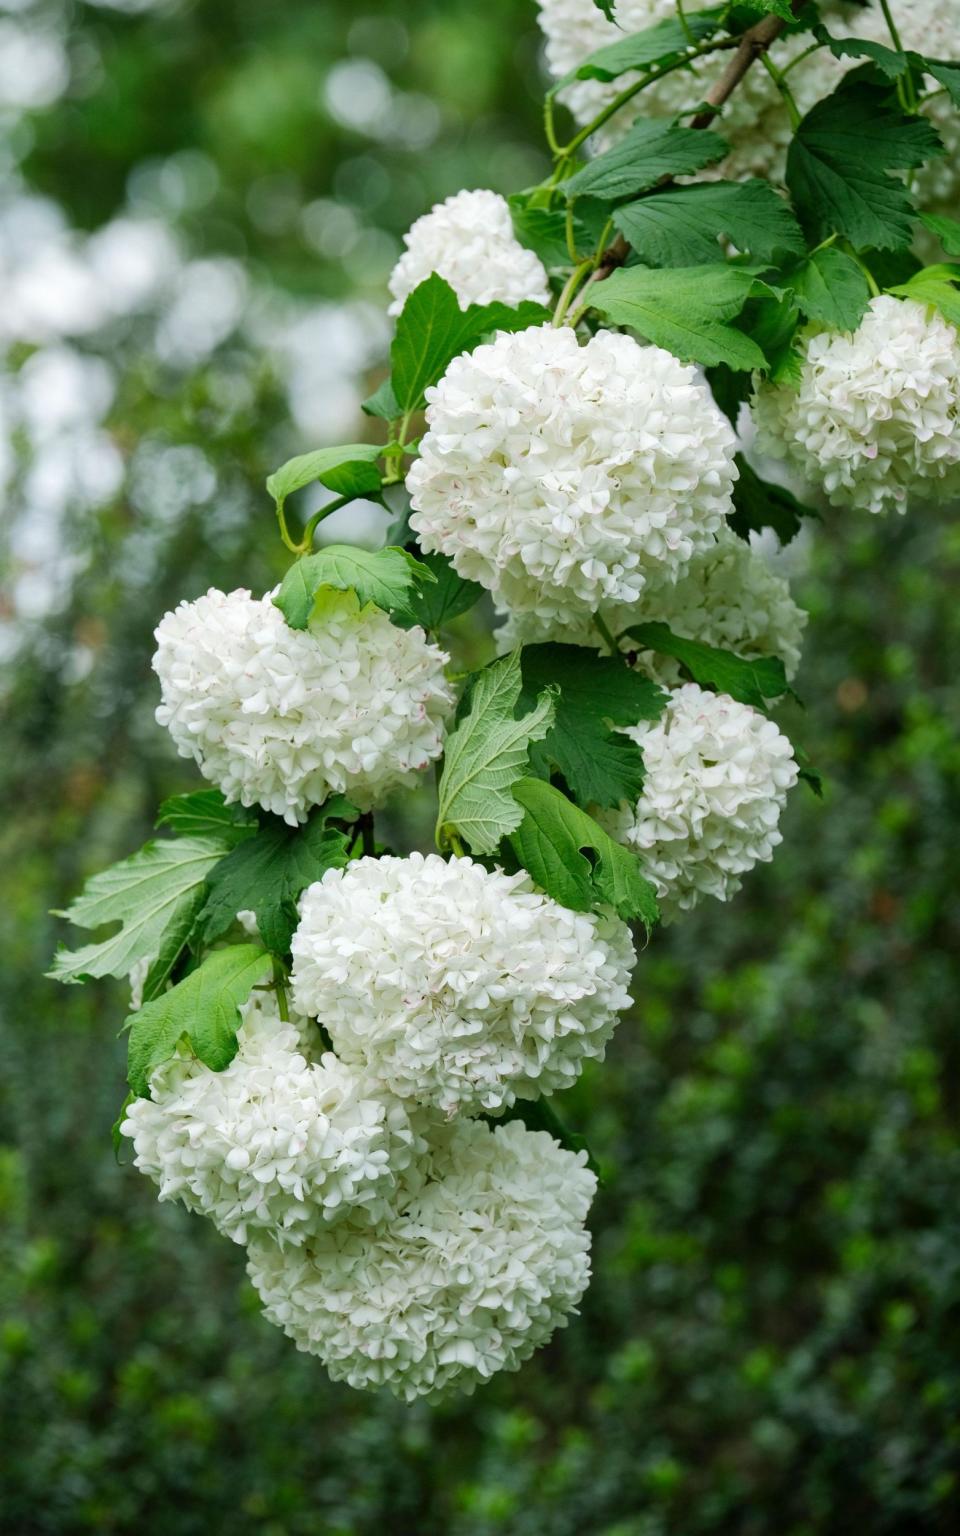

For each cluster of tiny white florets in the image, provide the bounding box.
[536,1,959,205]
[153,587,453,823]
[604,683,798,920]
[388,189,551,315]
[290,852,635,1116]
[751,297,960,516]
[246,1117,596,1402]
[120,993,424,1246]
[408,325,737,626]
[496,527,807,683]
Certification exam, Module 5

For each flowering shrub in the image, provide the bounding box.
[49,0,960,1403]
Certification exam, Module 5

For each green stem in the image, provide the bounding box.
[675,0,696,50]
[557,37,735,159]
[543,91,563,157]
[878,0,905,52]
[447,830,466,858]
[780,40,823,78]
[593,612,620,657]
[552,258,593,326]
[272,961,289,1021]
[757,50,801,130]
[843,242,881,297]
[298,492,353,552]
[565,199,580,264]
[276,501,302,555]
[359,810,376,858]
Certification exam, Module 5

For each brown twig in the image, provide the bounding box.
[689,11,789,129]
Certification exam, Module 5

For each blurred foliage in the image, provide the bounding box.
[1,2,960,1533]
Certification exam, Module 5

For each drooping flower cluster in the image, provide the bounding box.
[246,1118,596,1402]
[496,527,808,683]
[290,853,636,1115]
[751,297,960,516]
[388,188,551,314]
[121,994,423,1246]
[604,683,799,920]
[153,586,453,823]
[408,324,738,626]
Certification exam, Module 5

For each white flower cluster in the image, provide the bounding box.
[290,852,635,1115]
[153,587,453,823]
[388,189,551,315]
[246,1117,596,1402]
[751,297,960,516]
[536,1,959,208]
[496,528,807,683]
[605,683,798,920]
[408,325,737,626]
[121,993,423,1246]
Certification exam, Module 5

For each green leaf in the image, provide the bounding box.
[400,550,484,631]
[155,790,258,846]
[266,444,382,519]
[390,274,549,414]
[196,800,357,957]
[621,621,789,710]
[590,0,616,21]
[562,119,728,202]
[361,375,400,421]
[924,61,960,107]
[728,455,817,546]
[273,544,436,630]
[786,79,943,252]
[918,212,960,257]
[788,246,870,331]
[589,263,768,370]
[555,10,721,87]
[48,836,227,986]
[126,944,274,1098]
[888,265,960,329]
[509,778,659,931]
[436,651,556,855]
[613,180,804,267]
[813,28,908,79]
[519,644,667,809]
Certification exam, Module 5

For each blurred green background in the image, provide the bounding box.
[1,2,959,1532]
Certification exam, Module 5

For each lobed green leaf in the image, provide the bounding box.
[196,799,358,957]
[272,545,435,630]
[436,651,556,855]
[613,180,804,268]
[266,444,382,519]
[48,836,228,986]
[562,119,728,202]
[786,78,943,252]
[519,643,667,809]
[621,621,790,710]
[589,262,769,370]
[126,944,274,1099]
[509,778,659,931]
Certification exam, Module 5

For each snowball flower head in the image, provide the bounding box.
[246,1117,596,1401]
[388,189,550,315]
[408,325,737,626]
[153,587,453,823]
[496,528,807,683]
[120,993,422,1246]
[290,852,635,1115]
[751,297,960,516]
[606,683,798,920]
